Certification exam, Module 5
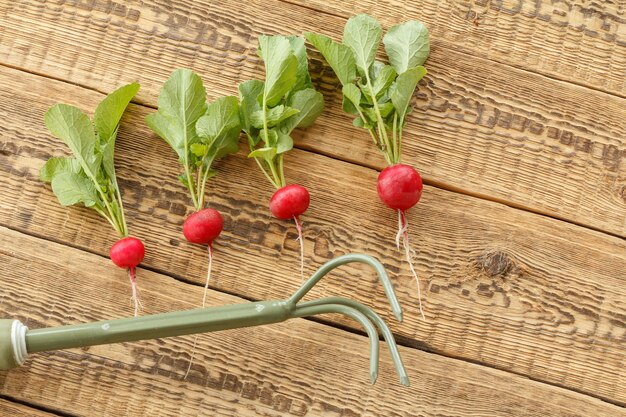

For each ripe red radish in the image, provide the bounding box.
[180,209,223,378]
[377,165,423,211]
[377,164,425,320]
[239,35,324,283]
[307,15,431,319]
[183,209,224,246]
[147,69,240,304]
[269,184,310,219]
[269,184,310,279]
[182,208,223,306]
[40,82,143,317]
[110,237,146,317]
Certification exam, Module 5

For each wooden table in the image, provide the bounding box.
[0,1,624,416]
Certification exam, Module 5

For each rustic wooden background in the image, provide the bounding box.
[0,0,625,416]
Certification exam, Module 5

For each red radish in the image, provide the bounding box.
[110,237,145,268]
[41,82,143,317]
[239,35,324,285]
[270,184,310,280]
[270,184,310,219]
[110,237,146,317]
[377,165,423,211]
[377,164,426,320]
[183,209,224,245]
[181,208,223,378]
[182,208,223,307]
[307,15,432,320]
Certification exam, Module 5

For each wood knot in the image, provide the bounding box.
[476,250,518,279]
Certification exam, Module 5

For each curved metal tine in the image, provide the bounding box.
[288,254,403,322]
[292,303,381,384]
[298,297,410,386]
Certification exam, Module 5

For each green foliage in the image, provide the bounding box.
[238,35,324,188]
[40,83,139,236]
[306,15,430,165]
[147,69,241,210]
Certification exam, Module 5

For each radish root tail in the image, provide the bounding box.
[184,337,199,380]
[395,210,409,250]
[202,244,213,308]
[398,210,426,321]
[185,244,214,380]
[294,215,305,283]
[127,267,142,317]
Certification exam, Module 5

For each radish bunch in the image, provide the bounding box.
[146,69,241,307]
[147,69,243,377]
[306,15,430,319]
[40,83,145,316]
[238,35,324,279]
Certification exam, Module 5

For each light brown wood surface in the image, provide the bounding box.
[1,227,624,417]
[0,0,625,236]
[295,0,626,96]
[0,0,624,415]
[1,65,625,411]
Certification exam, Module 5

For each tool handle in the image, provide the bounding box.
[0,300,290,370]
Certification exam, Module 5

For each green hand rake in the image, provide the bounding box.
[0,254,409,385]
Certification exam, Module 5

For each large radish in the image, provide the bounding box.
[306,15,431,319]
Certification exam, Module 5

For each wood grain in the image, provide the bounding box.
[0,399,58,417]
[0,65,624,405]
[1,227,624,417]
[290,0,626,96]
[0,0,625,236]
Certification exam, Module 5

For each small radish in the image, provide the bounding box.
[377,165,425,319]
[239,34,324,281]
[183,209,224,246]
[307,15,431,319]
[40,82,144,317]
[377,165,423,211]
[269,184,310,220]
[270,184,310,278]
[147,69,240,310]
[110,237,146,317]
[182,208,223,306]
[147,69,241,377]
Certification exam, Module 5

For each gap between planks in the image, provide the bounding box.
[0,394,76,417]
[277,0,626,100]
[2,223,625,410]
[0,60,622,246]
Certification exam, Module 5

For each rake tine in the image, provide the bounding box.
[292,303,380,384]
[288,254,403,322]
[299,297,409,386]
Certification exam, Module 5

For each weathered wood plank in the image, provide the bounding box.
[0,65,625,404]
[290,0,626,96]
[1,0,624,236]
[1,227,624,417]
[0,399,58,417]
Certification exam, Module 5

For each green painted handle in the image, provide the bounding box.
[26,300,291,353]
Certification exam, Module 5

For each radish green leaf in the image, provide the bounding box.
[148,69,241,210]
[41,83,139,236]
